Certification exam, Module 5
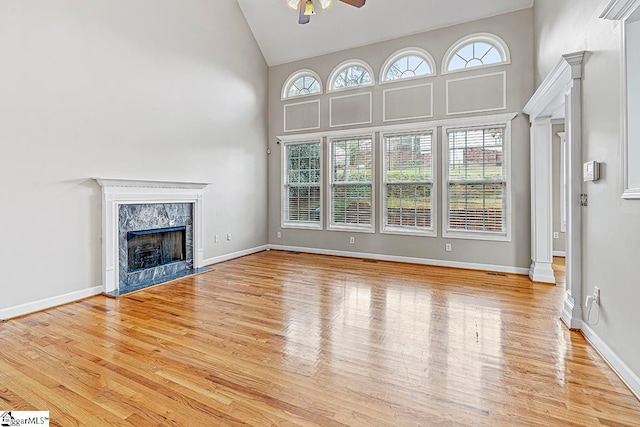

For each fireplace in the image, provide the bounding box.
[118,203,194,293]
[95,178,210,296]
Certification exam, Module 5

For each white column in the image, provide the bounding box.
[561,52,585,329]
[529,117,556,283]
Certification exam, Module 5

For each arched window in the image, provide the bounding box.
[381,48,436,82]
[328,60,375,91]
[443,33,510,74]
[282,69,323,100]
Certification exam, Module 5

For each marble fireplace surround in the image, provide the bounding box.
[95,178,209,294]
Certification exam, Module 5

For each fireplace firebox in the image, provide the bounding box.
[127,226,186,272]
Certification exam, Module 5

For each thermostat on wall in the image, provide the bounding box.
[583,161,600,182]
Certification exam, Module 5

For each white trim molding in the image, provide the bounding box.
[523,52,585,328]
[268,245,530,275]
[600,0,640,20]
[581,323,640,399]
[284,99,321,133]
[445,71,507,115]
[329,92,373,128]
[203,245,269,267]
[277,112,519,143]
[0,286,102,321]
[382,83,434,122]
[601,0,640,199]
[94,178,209,294]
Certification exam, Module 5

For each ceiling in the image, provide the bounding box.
[236,0,534,66]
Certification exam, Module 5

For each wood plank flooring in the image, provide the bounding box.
[1,251,639,426]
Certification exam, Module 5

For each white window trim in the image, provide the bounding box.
[442,32,511,76]
[380,127,438,237]
[327,59,376,93]
[282,69,324,101]
[277,112,518,143]
[442,119,513,242]
[327,133,376,233]
[380,47,437,84]
[281,139,324,230]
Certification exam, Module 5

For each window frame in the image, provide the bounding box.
[380,48,437,84]
[442,33,511,75]
[380,127,438,237]
[328,60,375,93]
[281,139,324,230]
[327,133,376,233]
[281,69,324,101]
[442,119,512,241]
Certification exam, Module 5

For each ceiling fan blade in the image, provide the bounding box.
[339,0,366,7]
[299,0,310,24]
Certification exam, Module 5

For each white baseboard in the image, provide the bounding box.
[203,245,269,266]
[581,322,640,400]
[0,286,103,321]
[553,251,566,257]
[268,244,530,275]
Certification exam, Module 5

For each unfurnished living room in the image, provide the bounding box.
[1,0,640,425]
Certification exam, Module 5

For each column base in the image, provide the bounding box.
[529,260,556,283]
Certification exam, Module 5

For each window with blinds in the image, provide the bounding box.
[329,136,374,231]
[382,131,435,235]
[445,126,507,237]
[283,141,322,229]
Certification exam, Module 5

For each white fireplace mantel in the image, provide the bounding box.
[95,178,210,293]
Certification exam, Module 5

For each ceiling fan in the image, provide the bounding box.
[287,0,366,25]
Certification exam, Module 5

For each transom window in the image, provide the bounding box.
[444,33,510,74]
[282,70,323,99]
[444,125,509,240]
[329,61,374,91]
[382,131,435,235]
[283,141,322,229]
[329,136,374,231]
[381,48,436,82]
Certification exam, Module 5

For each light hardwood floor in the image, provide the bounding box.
[1,251,639,426]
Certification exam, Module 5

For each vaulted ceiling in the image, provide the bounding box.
[236,0,534,66]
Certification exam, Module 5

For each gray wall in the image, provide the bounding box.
[552,124,566,254]
[267,9,534,270]
[535,0,640,377]
[0,0,268,310]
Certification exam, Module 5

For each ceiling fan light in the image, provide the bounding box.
[319,0,332,9]
[304,0,315,16]
[286,0,299,10]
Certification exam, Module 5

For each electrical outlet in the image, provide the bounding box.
[594,287,600,305]
[349,236,355,244]
[445,243,452,252]
[277,231,282,239]
[227,233,232,241]
[214,234,220,243]
[553,232,559,239]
